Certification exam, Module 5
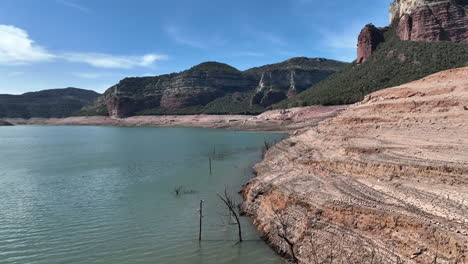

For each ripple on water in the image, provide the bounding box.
[0,126,286,264]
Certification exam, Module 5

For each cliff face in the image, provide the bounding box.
[84,58,346,117]
[391,0,468,43]
[356,0,467,64]
[242,67,468,263]
[357,25,385,64]
[246,58,345,107]
[100,62,255,117]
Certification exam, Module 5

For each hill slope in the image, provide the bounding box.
[243,67,468,263]
[82,58,347,117]
[0,88,100,118]
[274,27,468,108]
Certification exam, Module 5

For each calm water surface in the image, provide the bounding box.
[0,126,286,264]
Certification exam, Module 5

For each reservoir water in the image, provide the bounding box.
[0,126,286,264]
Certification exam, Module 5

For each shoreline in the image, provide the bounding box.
[1,105,349,133]
[240,67,468,263]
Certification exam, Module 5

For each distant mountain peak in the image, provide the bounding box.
[186,61,240,73]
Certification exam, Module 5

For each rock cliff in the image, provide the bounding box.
[357,0,467,64]
[101,62,255,117]
[242,67,468,263]
[84,58,346,117]
[357,24,385,64]
[391,0,468,43]
[246,58,345,106]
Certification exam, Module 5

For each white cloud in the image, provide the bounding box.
[0,25,55,66]
[56,0,92,14]
[0,24,167,69]
[63,53,168,69]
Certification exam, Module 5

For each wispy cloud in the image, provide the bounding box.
[312,21,366,62]
[242,26,288,47]
[0,25,55,66]
[164,25,226,49]
[235,52,265,57]
[261,32,287,46]
[63,53,168,69]
[164,25,207,49]
[319,28,359,49]
[70,72,102,79]
[56,0,92,14]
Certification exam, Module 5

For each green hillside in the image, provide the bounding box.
[0,88,100,118]
[274,27,468,108]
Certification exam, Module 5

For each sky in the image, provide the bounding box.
[0,0,393,94]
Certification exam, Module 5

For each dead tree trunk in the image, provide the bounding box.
[217,188,242,242]
[199,200,203,241]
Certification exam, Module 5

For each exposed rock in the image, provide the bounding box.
[247,57,346,106]
[242,67,468,263]
[357,24,385,64]
[98,62,255,118]
[4,105,348,132]
[391,0,468,43]
[85,58,347,117]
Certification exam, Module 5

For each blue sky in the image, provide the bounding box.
[0,0,393,94]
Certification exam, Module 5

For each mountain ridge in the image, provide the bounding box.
[80,57,347,117]
[0,88,100,118]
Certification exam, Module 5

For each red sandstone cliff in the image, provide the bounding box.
[393,0,468,43]
[357,0,468,63]
[357,24,385,63]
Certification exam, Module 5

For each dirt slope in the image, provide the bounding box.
[241,67,468,263]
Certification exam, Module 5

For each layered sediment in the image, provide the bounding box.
[2,105,347,132]
[241,67,468,263]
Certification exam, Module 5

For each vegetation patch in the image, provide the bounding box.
[274,27,468,108]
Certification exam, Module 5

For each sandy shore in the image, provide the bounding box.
[2,105,348,133]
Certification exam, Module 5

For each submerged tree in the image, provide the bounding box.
[217,187,242,242]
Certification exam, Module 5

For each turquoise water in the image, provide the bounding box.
[0,126,286,264]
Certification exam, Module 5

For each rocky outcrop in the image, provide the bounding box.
[97,62,256,117]
[356,0,467,63]
[247,57,346,106]
[357,24,385,64]
[391,0,468,43]
[242,67,468,263]
[85,58,347,117]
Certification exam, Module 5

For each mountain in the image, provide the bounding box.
[244,57,346,106]
[274,0,468,108]
[81,58,347,117]
[0,88,100,118]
